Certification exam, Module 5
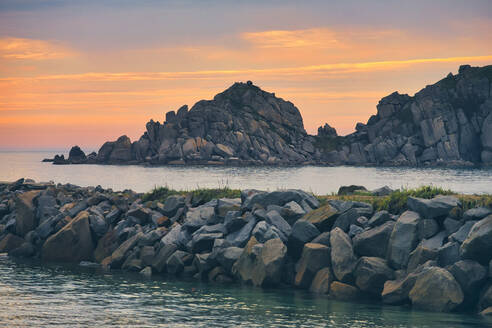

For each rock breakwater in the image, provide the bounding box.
[1,179,491,315]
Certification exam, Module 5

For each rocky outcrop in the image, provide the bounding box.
[48,65,492,167]
[1,179,491,314]
[318,65,492,166]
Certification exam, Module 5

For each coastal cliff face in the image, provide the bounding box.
[95,81,318,165]
[321,65,492,166]
[52,64,492,166]
[1,179,492,315]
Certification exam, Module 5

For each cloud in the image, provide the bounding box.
[2,54,490,82]
[242,28,340,48]
[0,37,75,60]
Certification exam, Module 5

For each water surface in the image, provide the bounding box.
[0,255,489,327]
[0,151,491,194]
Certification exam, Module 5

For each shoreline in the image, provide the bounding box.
[0,179,491,315]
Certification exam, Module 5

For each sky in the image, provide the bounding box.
[0,0,491,150]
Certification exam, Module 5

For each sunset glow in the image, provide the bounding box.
[1,0,491,149]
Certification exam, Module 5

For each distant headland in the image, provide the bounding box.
[45,64,492,167]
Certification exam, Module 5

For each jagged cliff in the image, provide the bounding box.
[320,64,492,166]
[51,64,492,166]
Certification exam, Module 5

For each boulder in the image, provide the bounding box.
[387,211,420,269]
[226,215,257,247]
[479,285,492,311]
[94,229,119,263]
[463,207,492,221]
[126,206,151,225]
[265,210,292,241]
[460,215,492,264]
[151,244,178,273]
[216,198,241,218]
[408,267,464,312]
[288,220,320,258]
[295,243,331,288]
[368,210,392,227]
[15,191,39,237]
[232,236,260,284]
[159,195,185,217]
[252,238,287,287]
[301,204,338,231]
[9,242,35,258]
[311,231,330,246]
[309,267,333,294]
[166,250,189,275]
[448,260,487,307]
[216,246,243,272]
[330,227,357,282]
[191,232,223,253]
[407,244,438,272]
[0,233,24,252]
[252,221,281,243]
[449,220,477,243]
[139,246,155,266]
[417,219,439,240]
[438,242,461,267]
[107,231,143,268]
[407,196,460,220]
[337,185,368,195]
[329,282,360,301]
[35,192,59,225]
[353,221,394,258]
[224,211,248,232]
[354,257,395,296]
[42,211,94,262]
[333,207,373,232]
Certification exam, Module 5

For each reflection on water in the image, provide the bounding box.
[0,151,491,194]
[0,255,490,327]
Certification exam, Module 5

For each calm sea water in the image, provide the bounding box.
[0,255,490,328]
[0,151,491,194]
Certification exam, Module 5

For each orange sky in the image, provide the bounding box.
[0,1,491,150]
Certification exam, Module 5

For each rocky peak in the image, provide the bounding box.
[318,64,492,166]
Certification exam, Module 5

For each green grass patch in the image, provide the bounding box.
[142,186,241,204]
[320,185,492,214]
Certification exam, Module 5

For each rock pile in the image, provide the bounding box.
[1,179,491,315]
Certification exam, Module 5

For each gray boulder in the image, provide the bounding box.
[252,221,281,243]
[460,215,492,264]
[226,214,257,247]
[438,242,461,267]
[448,260,487,308]
[288,220,320,258]
[311,231,330,246]
[387,211,420,269]
[294,243,331,288]
[409,267,464,312]
[449,220,477,243]
[354,257,395,296]
[265,210,292,242]
[368,210,392,227]
[216,246,243,272]
[159,195,185,217]
[463,207,492,221]
[330,227,357,282]
[407,196,460,220]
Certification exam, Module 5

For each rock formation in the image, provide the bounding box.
[1,179,492,314]
[320,65,492,166]
[48,65,492,166]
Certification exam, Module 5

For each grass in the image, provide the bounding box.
[143,184,491,215]
[320,185,492,214]
[142,185,241,204]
